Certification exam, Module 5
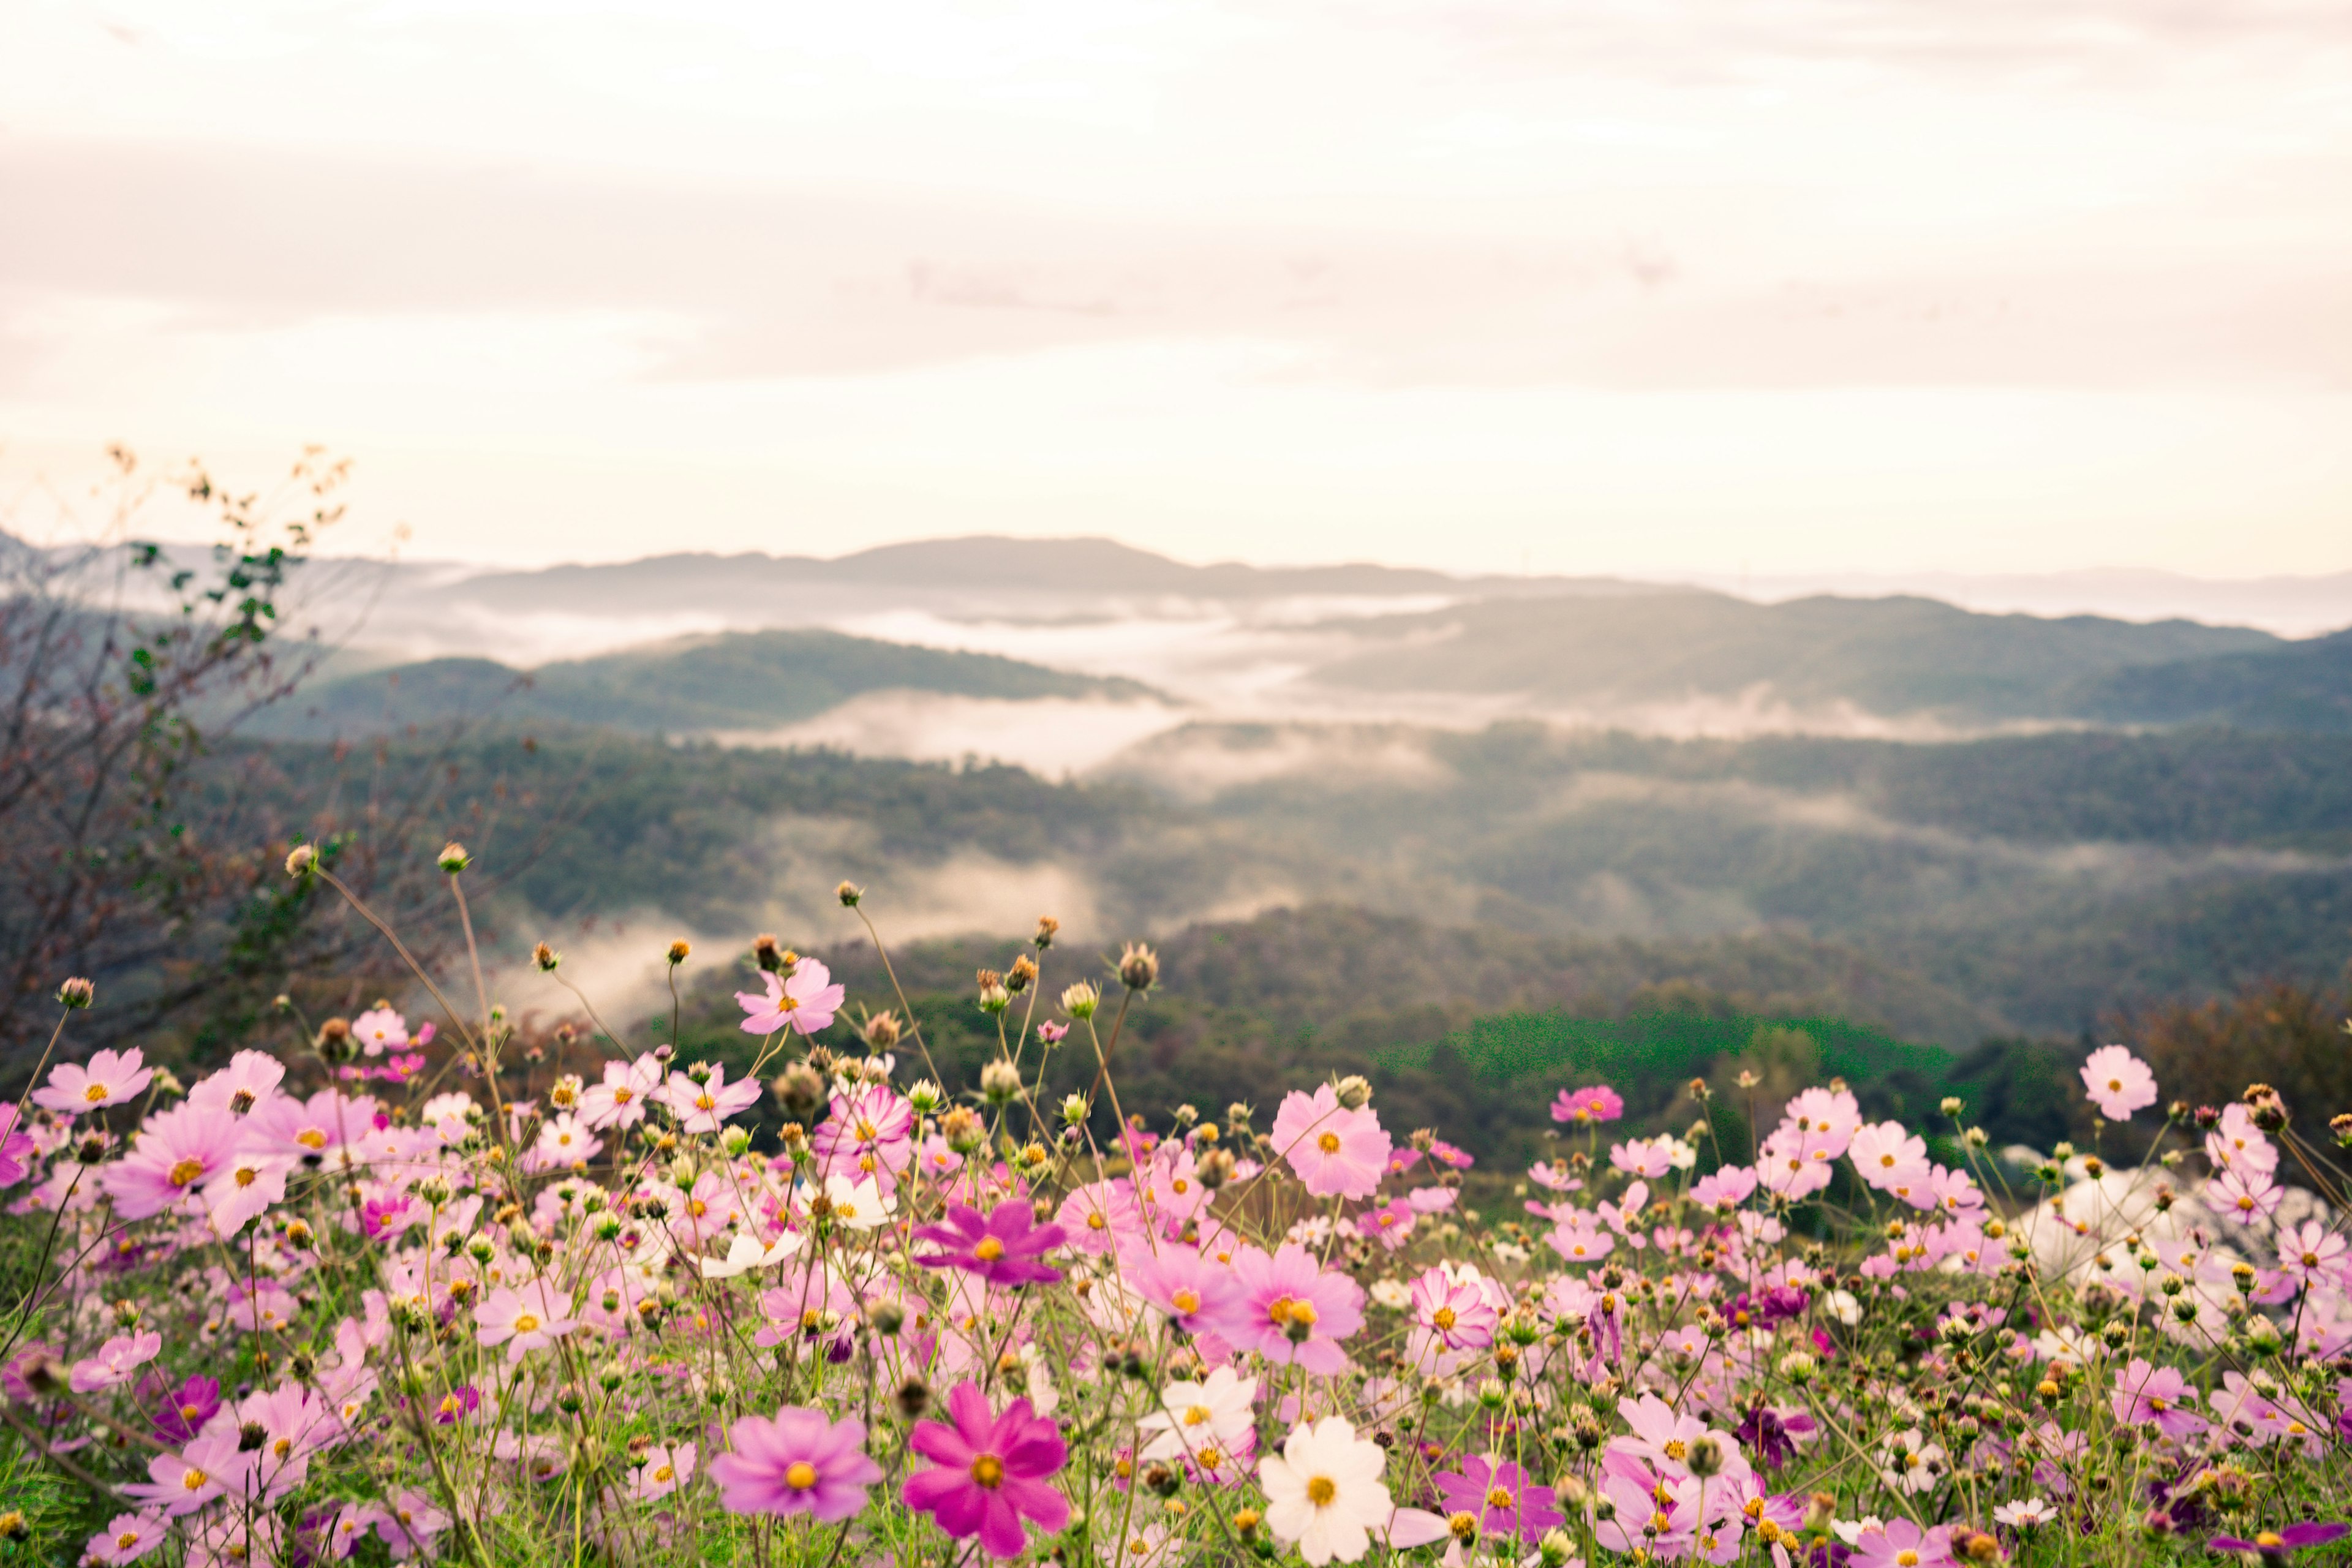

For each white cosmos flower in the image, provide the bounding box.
[1831,1517,1885,1545]
[696,1229,806,1279]
[1368,1279,1412,1310]
[796,1173,895,1231]
[1992,1498,2056,1529]
[1137,1366,1259,1463]
[1260,1417,1392,1566]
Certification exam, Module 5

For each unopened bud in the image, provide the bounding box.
[862,1011,901,1050]
[1061,982,1099,1019]
[284,843,317,878]
[1033,915,1060,949]
[1117,941,1158,992]
[1333,1075,1372,1111]
[533,942,560,972]
[666,940,690,965]
[835,881,863,908]
[980,1059,1023,1105]
[55,976,96,1010]
[437,842,470,874]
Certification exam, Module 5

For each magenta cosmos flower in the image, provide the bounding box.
[1551,1084,1624,1125]
[2079,1045,2157,1122]
[903,1382,1069,1559]
[0,1106,32,1188]
[2211,1523,2350,1556]
[1270,1085,1390,1199]
[915,1199,1066,1286]
[1222,1242,1365,1374]
[1432,1456,1561,1544]
[734,959,845,1036]
[34,1048,154,1115]
[707,1406,881,1521]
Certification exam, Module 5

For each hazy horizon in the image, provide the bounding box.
[6,0,2350,582]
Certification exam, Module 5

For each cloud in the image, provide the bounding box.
[4,134,2349,392]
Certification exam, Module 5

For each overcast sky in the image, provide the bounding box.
[3,0,2349,576]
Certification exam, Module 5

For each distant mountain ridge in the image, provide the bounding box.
[247,627,1166,739]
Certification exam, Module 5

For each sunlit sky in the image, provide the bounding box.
[4,0,2350,576]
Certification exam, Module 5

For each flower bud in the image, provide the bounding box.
[752,933,788,974]
[665,939,691,968]
[1539,1529,1576,1567]
[1117,942,1158,992]
[1060,1093,1090,1126]
[284,844,317,878]
[862,1011,901,1050]
[868,1301,905,1336]
[720,1126,753,1158]
[1033,914,1060,949]
[907,1079,944,1114]
[1686,1434,1726,1479]
[980,1059,1023,1105]
[532,942,560,973]
[1333,1075,1372,1111]
[835,881,862,908]
[315,1016,355,1065]
[895,1376,930,1419]
[1777,1350,1817,1385]
[1006,956,1037,994]
[941,1106,986,1153]
[1061,982,1099,1019]
[55,976,96,1010]
[437,842,470,874]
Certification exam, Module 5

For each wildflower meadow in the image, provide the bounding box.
[2,843,2350,1568]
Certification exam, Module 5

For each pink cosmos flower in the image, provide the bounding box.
[2111,1357,2204,1440]
[1406,1186,1457,1214]
[373,1490,450,1559]
[1755,1127,1833,1202]
[1849,1121,1929,1191]
[1849,1518,1957,1568]
[1057,1179,1144,1255]
[242,1088,378,1164]
[1552,1085,1624,1125]
[101,1102,241,1219]
[1036,1019,1069,1044]
[660,1065,763,1134]
[709,1408,881,1520]
[2079,1045,2158,1121]
[1270,1085,1390,1199]
[1780,1086,1861,1156]
[2211,1102,2279,1172]
[187,1051,287,1115]
[474,1281,578,1361]
[82,1511,168,1566]
[902,1381,1070,1559]
[1409,1265,1498,1351]
[351,1007,409,1057]
[1432,1455,1561,1545]
[1356,1199,1417,1251]
[1128,1242,1243,1337]
[128,1424,251,1515]
[531,1113,601,1169]
[34,1048,153,1115]
[1690,1165,1758,1208]
[205,1150,295,1239]
[2209,1165,2283,1225]
[809,1083,916,1180]
[0,1105,32,1188]
[734,959,845,1036]
[70,1331,162,1394]
[1546,1213,1615,1266]
[1610,1137,1676,1180]
[577,1055,662,1131]
[1221,1242,1366,1374]
[915,1199,1066,1287]
[2280,1221,2348,1285]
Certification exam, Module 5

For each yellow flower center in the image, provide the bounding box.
[857,1120,878,1139]
[1664,1440,1687,1461]
[1183,1404,1212,1426]
[85,1084,108,1103]
[2108,1078,2123,1092]
[181,1468,209,1490]
[513,1313,540,1335]
[1306,1476,1336,1507]
[168,1158,205,1188]
[688,1200,707,1217]
[1896,1553,1920,1567]
[2257,1534,2285,1550]
[971,1454,1005,1488]
[1317,1133,1341,1154]
[695,1094,716,1112]
[1433,1306,1457,1330]
[613,1087,633,1104]
[785,1461,818,1490]
[652,1464,674,1484]
[1487,1486,1514,1509]
[118,1532,141,1549]
[1171,1288,1200,1314]
[235,1167,258,1188]
[1197,1445,1225,1468]
[1088,1213,1107,1231]
[1267,1297,1294,1325]
[974,1236,1006,1262]
[296,1129,328,1150]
